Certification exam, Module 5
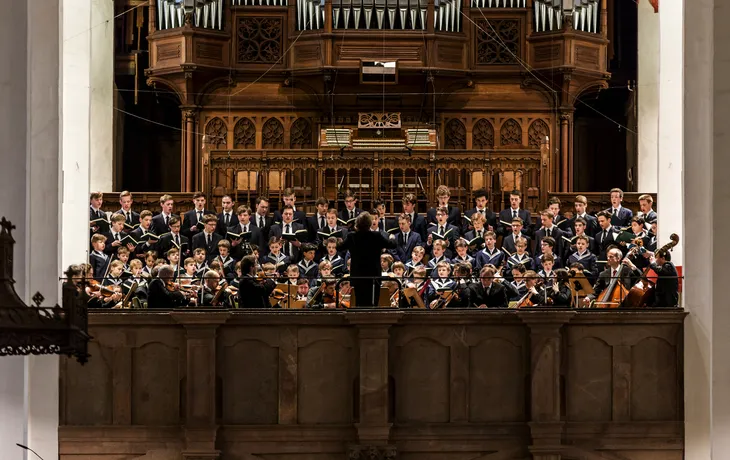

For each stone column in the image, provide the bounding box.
[89,0,115,191]
[520,311,574,460]
[559,113,570,192]
[183,109,198,192]
[656,0,683,266]
[637,0,659,192]
[172,312,230,460]
[346,311,402,458]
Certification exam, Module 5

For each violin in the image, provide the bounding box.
[87,279,121,298]
[514,278,547,308]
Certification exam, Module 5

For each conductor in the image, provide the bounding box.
[338,212,397,307]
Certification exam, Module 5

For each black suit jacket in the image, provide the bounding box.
[101,230,128,256]
[307,213,330,241]
[463,208,498,234]
[402,213,428,242]
[182,209,214,239]
[338,207,363,225]
[90,207,110,234]
[427,205,462,227]
[269,221,306,261]
[152,213,178,236]
[501,233,532,256]
[534,227,565,258]
[114,209,140,228]
[569,214,599,237]
[468,282,508,308]
[273,209,307,226]
[227,222,261,260]
[130,227,158,256]
[251,213,274,251]
[147,279,188,308]
[594,228,618,267]
[157,232,190,260]
[605,207,634,228]
[395,231,422,262]
[238,275,276,308]
[216,211,237,236]
[191,231,223,262]
[426,223,460,259]
[587,266,641,302]
[338,230,397,278]
[497,208,533,237]
[649,261,679,308]
[378,217,396,233]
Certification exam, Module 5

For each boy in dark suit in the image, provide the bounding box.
[426,206,460,259]
[191,215,223,263]
[269,205,306,262]
[115,190,140,230]
[594,211,618,270]
[463,188,497,235]
[394,213,422,262]
[547,196,573,237]
[228,205,261,260]
[427,185,461,227]
[252,197,274,249]
[338,189,363,226]
[216,194,236,236]
[157,216,190,260]
[570,195,599,237]
[501,217,532,255]
[564,217,598,259]
[534,210,565,257]
[606,188,633,227]
[131,210,159,257]
[307,197,330,241]
[402,193,427,242]
[497,190,532,237]
[152,194,177,236]
[89,191,110,235]
[90,233,110,281]
[183,191,214,239]
[273,188,306,224]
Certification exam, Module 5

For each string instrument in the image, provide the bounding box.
[513,278,546,308]
[430,289,458,309]
[87,279,121,298]
[593,245,641,308]
[323,289,351,308]
[210,282,229,306]
[166,281,197,299]
[623,233,680,308]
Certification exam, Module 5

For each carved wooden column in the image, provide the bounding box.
[559,113,570,192]
[148,0,156,34]
[346,311,402,459]
[182,109,198,192]
[519,311,574,460]
[172,312,230,460]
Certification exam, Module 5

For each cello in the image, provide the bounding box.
[592,245,641,309]
[623,234,679,308]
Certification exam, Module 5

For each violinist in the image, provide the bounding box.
[449,263,473,308]
[582,247,641,307]
[309,279,351,309]
[469,266,508,308]
[296,278,310,301]
[63,264,84,296]
[646,248,679,308]
[535,268,572,307]
[426,261,457,307]
[200,270,228,306]
[238,255,276,308]
[147,265,188,309]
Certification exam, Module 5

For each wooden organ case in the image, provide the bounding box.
[138,0,610,213]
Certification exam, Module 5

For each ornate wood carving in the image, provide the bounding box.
[528,119,550,148]
[472,118,494,149]
[237,17,283,63]
[358,113,402,129]
[500,118,522,146]
[444,119,466,149]
[262,118,285,149]
[234,117,256,149]
[290,118,313,149]
[205,117,228,148]
[476,19,520,65]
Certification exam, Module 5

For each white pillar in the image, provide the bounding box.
[656,0,683,267]
[683,0,730,457]
[637,0,659,193]
[62,0,92,267]
[89,0,114,192]
[0,1,61,459]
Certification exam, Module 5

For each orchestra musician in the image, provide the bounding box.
[147,265,189,309]
[646,247,679,308]
[469,266,508,309]
[337,212,397,307]
[582,247,642,306]
[237,254,277,308]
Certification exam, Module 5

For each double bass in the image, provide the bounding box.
[592,244,642,309]
[622,233,680,308]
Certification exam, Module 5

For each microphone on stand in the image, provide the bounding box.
[17,443,46,460]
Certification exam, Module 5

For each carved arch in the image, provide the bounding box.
[205,117,228,148]
[234,117,256,149]
[194,75,235,106]
[144,77,184,104]
[472,118,494,149]
[262,118,285,149]
[290,118,313,149]
[500,118,522,146]
[528,119,550,148]
[444,119,467,149]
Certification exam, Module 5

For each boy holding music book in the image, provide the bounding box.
[475,231,504,272]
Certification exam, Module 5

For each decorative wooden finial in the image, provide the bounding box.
[0,217,16,236]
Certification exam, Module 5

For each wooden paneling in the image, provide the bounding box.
[60,310,686,460]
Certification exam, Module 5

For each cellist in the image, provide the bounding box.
[582,247,641,307]
[645,246,680,308]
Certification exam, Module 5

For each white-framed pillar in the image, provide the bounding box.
[89,0,114,192]
[637,0,659,192]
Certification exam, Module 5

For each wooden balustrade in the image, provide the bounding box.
[59,309,685,460]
